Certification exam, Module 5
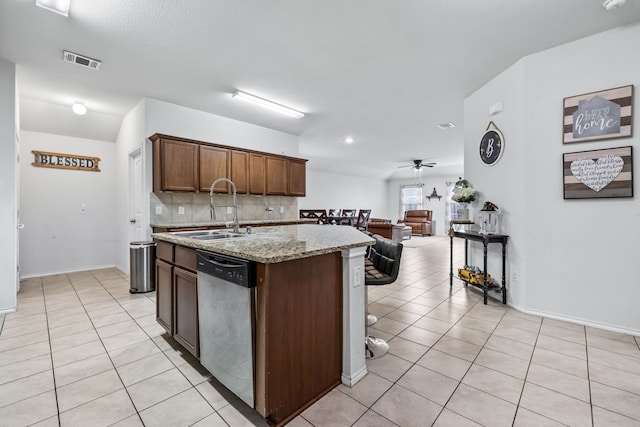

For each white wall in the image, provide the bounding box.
[0,58,17,313]
[464,22,640,334]
[387,173,463,234]
[19,132,118,277]
[300,169,387,219]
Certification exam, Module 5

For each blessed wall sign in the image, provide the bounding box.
[563,146,633,199]
[32,150,101,172]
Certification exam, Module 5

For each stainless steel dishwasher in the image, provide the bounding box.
[196,250,256,408]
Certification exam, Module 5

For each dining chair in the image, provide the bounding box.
[355,209,371,231]
[340,209,356,225]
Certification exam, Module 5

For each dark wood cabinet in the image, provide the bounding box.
[231,150,249,194]
[153,137,199,192]
[150,134,307,196]
[265,156,287,195]
[249,153,265,195]
[255,252,342,426]
[199,145,229,193]
[154,241,199,358]
[173,266,199,357]
[288,159,306,197]
[155,259,174,335]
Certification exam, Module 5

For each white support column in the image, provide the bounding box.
[341,246,367,387]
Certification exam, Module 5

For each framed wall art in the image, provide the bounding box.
[562,85,633,144]
[563,146,633,199]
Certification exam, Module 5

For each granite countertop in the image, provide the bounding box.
[151,218,317,228]
[151,224,374,264]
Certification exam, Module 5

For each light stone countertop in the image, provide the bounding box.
[151,224,374,264]
[151,218,317,229]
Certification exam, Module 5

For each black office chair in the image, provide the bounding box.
[365,234,403,358]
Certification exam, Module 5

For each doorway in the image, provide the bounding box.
[128,147,144,244]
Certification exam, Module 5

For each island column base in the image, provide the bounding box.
[341,246,367,387]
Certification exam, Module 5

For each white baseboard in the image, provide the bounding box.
[20,264,120,280]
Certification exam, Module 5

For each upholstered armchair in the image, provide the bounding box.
[398,210,433,236]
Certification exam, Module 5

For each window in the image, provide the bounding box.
[400,184,423,218]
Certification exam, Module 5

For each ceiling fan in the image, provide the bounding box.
[398,159,436,170]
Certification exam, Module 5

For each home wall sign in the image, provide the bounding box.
[563,85,633,144]
[32,150,101,172]
[479,121,504,166]
[563,146,633,199]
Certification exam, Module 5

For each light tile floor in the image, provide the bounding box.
[1,236,639,426]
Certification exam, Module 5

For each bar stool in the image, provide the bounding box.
[364,234,403,359]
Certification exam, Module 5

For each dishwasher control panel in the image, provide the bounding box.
[196,250,254,288]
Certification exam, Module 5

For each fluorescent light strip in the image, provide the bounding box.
[232,91,304,118]
[36,0,71,17]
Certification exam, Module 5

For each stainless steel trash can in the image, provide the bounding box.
[130,241,156,293]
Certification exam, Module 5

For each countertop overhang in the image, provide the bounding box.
[151,224,374,263]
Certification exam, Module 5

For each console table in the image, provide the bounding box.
[449,226,508,304]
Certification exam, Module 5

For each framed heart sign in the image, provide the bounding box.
[563,146,633,199]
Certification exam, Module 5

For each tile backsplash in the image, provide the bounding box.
[150,192,299,224]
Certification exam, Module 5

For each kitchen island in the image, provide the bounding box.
[151,224,373,426]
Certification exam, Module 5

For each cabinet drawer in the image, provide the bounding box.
[175,245,197,271]
[156,241,174,263]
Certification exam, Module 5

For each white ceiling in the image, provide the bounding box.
[2,1,640,179]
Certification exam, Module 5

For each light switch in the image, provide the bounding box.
[155,206,162,215]
[178,206,185,215]
[227,207,233,214]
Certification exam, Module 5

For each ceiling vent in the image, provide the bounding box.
[63,50,101,70]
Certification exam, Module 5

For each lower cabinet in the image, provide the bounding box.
[156,259,174,335]
[155,241,199,358]
[173,267,199,357]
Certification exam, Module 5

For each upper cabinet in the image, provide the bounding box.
[265,156,287,195]
[199,145,229,193]
[288,159,306,197]
[150,134,306,196]
[152,137,199,192]
[230,150,249,194]
[248,153,265,195]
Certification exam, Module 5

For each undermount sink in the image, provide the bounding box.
[169,230,249,240]
[192,233,248,240]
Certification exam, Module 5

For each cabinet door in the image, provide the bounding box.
[156,139,199,192]
[249,153,265,195]
[265,156,287,195]
[156,259,174,335]
[199,145,230,193]
[288,159,306,196]
[173,267,199,357]
[231,150,249,194]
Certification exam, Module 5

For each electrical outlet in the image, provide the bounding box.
[280,206,284,213]
[155,206,162,215]
[178,206,185,215]
[227,207,233,214]
[80,203,87,214]
[512,270,519,282]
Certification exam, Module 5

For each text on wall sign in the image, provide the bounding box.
[32,150,101,172]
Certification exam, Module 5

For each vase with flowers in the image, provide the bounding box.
[452,178,477,221]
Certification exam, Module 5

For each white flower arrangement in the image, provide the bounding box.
[451,178,477,203]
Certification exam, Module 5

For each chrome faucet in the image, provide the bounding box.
[209,178,240,234]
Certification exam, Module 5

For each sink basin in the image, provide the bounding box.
[192,233,247,240]
[169,230,250,240]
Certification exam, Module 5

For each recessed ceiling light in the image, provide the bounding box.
[36,0,70,17]
[345,137,354,144]
[231,90,305,118]
[72,103,87,115]
[603,0,626,10]
[437,122,456,129]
